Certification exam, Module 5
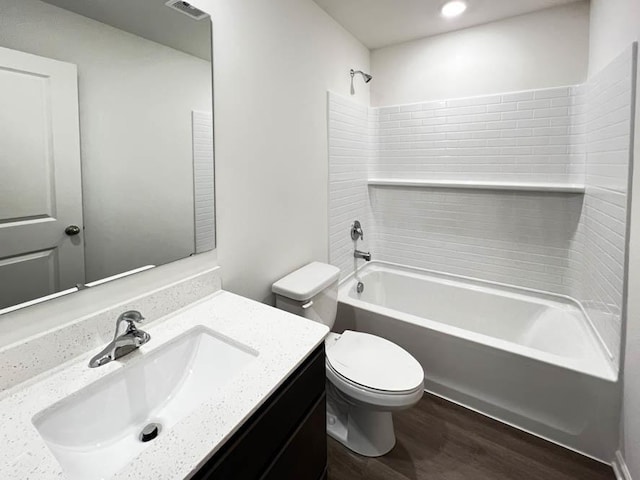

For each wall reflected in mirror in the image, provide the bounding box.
[0,0,214,311]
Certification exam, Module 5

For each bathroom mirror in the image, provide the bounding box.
[0,0,214,311]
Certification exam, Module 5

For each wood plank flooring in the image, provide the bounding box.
[327,393,615,480]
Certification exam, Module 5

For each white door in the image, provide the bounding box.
[0,46,84,309]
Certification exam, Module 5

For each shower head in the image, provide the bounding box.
[350,69,373,95]
[351,69,373,83]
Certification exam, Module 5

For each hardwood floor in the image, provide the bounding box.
[327,393,615,480]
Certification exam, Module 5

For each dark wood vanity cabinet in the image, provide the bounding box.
[191,344,327,480]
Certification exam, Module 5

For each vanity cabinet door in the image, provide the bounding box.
[192,344,326,480]
[260,393,327,480]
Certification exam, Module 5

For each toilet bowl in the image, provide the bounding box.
[273,262,424,457]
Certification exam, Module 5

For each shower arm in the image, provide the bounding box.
[350,69,373,95]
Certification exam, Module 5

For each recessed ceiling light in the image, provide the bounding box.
[441,1,467,18]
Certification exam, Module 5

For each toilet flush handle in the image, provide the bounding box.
[302,300,314,309]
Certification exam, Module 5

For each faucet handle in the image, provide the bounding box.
[119,310,145,324]
[351,220,364,241]
[114,310,145,337]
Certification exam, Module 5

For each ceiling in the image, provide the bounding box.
[42,0,211,61]
[312,0,580,49]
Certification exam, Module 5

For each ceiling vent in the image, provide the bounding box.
[164,0,209,20]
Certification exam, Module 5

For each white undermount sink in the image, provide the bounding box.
[32,326,259,480]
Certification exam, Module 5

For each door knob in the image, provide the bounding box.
[65,225,81,236]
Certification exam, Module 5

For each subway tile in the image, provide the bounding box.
[534,87,570,99]
[534,107,570,118]
[444,105,488,116]
[501,128,533,138]
[517,137,550,147]
[551,97,573,107]
[446,112,502,124]
[400,104,423,113]
[533,126,569,136]
[411,110,436,119]
[487,103,517,113]
[389,112,412,121]
[518,119,551,128]
[550,117,572,126]
[502,91,535,102]
[517,99,552,110]
[502,110,534,120]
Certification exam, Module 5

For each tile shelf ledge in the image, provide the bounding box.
[367,178,585,194]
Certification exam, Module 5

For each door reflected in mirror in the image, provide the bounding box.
[0,0,214,311]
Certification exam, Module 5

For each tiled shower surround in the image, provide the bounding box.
[328,46,636,369]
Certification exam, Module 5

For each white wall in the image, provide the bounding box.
[370,2,590,107]
[588,0,640,75]
[189,0,370,302]
[589,0,640,475]
[0,0,212,282]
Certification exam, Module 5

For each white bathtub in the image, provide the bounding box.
[335,262,619,462]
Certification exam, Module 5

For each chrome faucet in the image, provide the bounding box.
[351,221,371,261]
[354,250,372,261]
[89,310,150,368]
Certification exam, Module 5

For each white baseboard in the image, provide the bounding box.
[613,451,633,480]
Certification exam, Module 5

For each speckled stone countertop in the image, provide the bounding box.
[0,290,329,479]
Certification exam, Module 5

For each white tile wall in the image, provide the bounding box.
[370,187,583,294]
[585,49,635,194]
[371,86,586,184]
[579,189,627,360]
[576,45,636,364]
[192,111,215,253]
[328,93,374,279]
[327,46,635,368]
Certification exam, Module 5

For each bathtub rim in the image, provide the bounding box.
[338,261,617,383]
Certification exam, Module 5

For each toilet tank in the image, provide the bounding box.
[272,262,340,329]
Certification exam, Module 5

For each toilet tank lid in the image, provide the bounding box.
[272,262,340,301]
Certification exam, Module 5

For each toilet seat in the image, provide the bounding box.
[326,330,424,403]
[326,359,424,410]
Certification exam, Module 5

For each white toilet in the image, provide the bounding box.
[273,262,424,457]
